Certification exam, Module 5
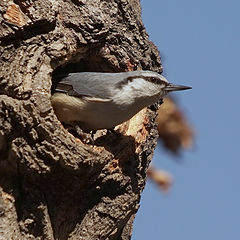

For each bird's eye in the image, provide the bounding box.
[150,77,158,83]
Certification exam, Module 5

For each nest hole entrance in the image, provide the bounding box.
[50,56,119,140]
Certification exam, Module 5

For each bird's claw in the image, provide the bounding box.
[75,125,95,144]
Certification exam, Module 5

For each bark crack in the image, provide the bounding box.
[0,19,57,46]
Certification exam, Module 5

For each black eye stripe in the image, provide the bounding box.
[118,75,167,88]
[144,76,166,85]
[117,76,135,88]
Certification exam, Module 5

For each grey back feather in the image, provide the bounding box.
[53,71,162,99]
[55,72,122,99]
[54,72,138,99]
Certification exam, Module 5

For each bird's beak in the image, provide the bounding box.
[164,83,192,92]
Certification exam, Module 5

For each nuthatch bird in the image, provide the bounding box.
[51,71,191,132]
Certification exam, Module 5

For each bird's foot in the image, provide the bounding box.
[64,124,95,144]
[75,125,95,144]
[107,128,120,135]
[107,128,115,135]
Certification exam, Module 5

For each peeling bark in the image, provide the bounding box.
[0,0,162,239]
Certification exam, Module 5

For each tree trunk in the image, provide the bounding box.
[0,0,162,239]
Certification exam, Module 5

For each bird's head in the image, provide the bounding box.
[122,70,191,99]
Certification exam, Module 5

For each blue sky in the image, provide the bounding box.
[133,0,240,239]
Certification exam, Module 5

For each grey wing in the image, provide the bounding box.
[54,72,121,99]
[53,77,79,96]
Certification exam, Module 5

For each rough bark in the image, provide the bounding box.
[0,0,162,239]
